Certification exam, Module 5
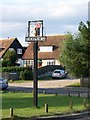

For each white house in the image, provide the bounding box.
[22,35,65,68]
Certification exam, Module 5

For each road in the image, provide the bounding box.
[37,111,90,120]
[7,79,90,97]
[8,78,80,88]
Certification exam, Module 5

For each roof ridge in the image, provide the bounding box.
[0,38,16,41]
[47,34,65,37]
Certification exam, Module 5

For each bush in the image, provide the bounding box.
[20,71,24,80]
[1,66,33,80]
[20,69,33,80]
[1,66,29,72]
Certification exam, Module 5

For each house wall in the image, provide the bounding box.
[55,60,60,65]
[42,59,60,67]
[9,39,25,58]
[3,38,25,66]
[23,59,60,68]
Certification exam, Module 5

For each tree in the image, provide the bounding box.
[59,21,90,78]
[2,50,17,67]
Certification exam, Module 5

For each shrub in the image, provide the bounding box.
[20,69,33,80]
[20,71,24,80]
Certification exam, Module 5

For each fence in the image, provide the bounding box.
[0,72,20,80]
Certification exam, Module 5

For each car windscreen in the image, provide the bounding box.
[54,71,61,73]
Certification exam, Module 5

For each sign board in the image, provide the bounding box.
[25,20,46,42]
[25,36,46,42]
[29,21,42,37]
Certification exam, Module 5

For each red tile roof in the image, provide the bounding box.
[0,38,15,58]
[22,35,65,60]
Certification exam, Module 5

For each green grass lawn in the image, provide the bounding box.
[66,82,80,87]
[1,92,90,119]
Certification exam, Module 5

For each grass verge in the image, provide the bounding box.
[1,92,90,119]
[66,82,80,87]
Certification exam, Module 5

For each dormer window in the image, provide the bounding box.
[39,46,53,52]
[17,48,22,54]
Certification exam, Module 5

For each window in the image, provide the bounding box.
[47,61,50,65]
[47,60,55,65]
[17,48,22,54]
[9,48,14,51]
[39,46,53,52]
[26,61,28,66]
[31,60,34,66]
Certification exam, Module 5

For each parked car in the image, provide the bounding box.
[0,77,8,90]
[52,69,67,79]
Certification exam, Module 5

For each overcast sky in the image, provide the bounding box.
[0,0,89,46]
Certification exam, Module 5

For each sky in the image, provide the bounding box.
[0,0,89,46]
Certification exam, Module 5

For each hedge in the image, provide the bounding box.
[1,66,32,72]
[1,66,33,80]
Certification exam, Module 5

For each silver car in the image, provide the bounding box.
[0,77,8,90]
[52,69,67,79]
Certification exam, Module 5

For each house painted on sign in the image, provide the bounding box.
[0,38,25,66]
[22,35,65,68]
